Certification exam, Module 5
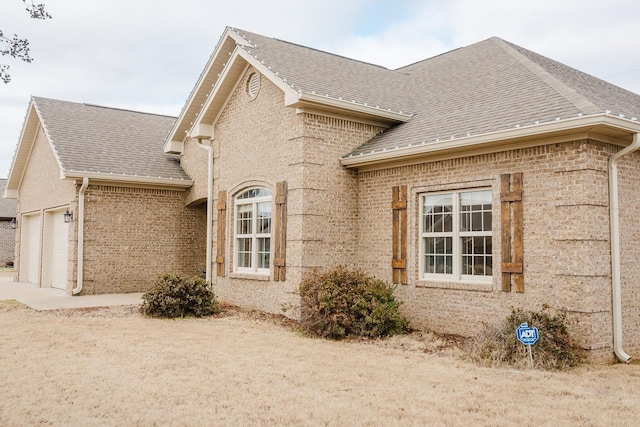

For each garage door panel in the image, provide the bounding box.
[49,211,69,290]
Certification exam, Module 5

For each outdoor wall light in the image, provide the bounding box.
[63,209,73,223]
[10,218,17,229]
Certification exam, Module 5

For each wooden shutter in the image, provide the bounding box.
[500,173,524,292]
[273,181,287,282]
[216,190,227,277]
[392,185,408,284]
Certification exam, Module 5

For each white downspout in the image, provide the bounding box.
[72,177,89,295]
[608,133,639,363]
[196,138,214,284]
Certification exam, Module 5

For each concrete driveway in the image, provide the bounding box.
[0,269,143,310]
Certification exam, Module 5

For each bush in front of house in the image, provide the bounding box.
[140,273,219,318]
[299,266,409,339]
[465,305,585,370]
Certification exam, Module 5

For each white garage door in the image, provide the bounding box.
[23,215,41,284]
[49,211,69,290]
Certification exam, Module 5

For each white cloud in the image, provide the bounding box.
[1,0,639,179]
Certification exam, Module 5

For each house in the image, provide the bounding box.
[6,27,640,362]
[4,98,201,293]
[0,179,17,266]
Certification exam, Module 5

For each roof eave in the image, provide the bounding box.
[164,27,244,152]
[341,114,640,169]
[63,171,194,188]
[290,92,412,123]
[5,100,41,196]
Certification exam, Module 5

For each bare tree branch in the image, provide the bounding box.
[22,0,52,20]
[1,1,51,83]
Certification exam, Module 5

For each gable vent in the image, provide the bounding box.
[246,72,260,98]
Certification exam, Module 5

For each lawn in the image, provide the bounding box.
[0,301,638,426]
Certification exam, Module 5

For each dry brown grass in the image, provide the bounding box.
[1,301,639,426]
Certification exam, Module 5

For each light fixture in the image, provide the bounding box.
[10,218,17,229]
[63,209,73,223]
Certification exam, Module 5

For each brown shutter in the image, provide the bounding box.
[392,185,408,284]
[500,173,524,292]
[273,181,287,282]
[216,190,227,277]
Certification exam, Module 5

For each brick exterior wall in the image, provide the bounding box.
[80,185,204,294]
[0,221,15,265]
[15,126,203,294]
[182,66,640,362]
[183,67,383,315]
[355,140,630,362]
[616,150,640,358]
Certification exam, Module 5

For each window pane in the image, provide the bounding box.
[236,204,252,235]
[257,202,272,234]
[238,188,272,199]
[424,194,452,233]
[460,190,492,232]
[237,238,252,268]
[461,236,492,276]
[424,237,452,274]
[257,237,270,268]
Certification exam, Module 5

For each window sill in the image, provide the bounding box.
[229,272,270,281]
[416,279,493,292]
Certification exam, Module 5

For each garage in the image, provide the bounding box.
[44,210,69,290]
[20,214,41,284]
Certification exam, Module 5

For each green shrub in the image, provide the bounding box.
[299,266,409,339]
[466,305,585,370]
[140,274,219,318]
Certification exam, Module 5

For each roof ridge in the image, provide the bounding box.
[492,38,601,115]
[231,28,394,72]
[82,102,177,119]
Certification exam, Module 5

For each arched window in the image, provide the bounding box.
[234,188,272,274]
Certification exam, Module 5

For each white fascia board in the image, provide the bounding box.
[341,113,640,168]
[63,172,194,188]
[294,92,412,123]
[164,27,238,152]
[6,102,40,193]
[235,48,299,99]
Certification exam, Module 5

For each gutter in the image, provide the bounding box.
[196,138,214,284]
[608,133,639,363]
[72,177,89,295]
[341,113,640,168]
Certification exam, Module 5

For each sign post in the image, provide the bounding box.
[516,322,539,368]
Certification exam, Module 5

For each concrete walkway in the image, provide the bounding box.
[0,270,143,311]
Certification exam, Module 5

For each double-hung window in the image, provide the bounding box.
[420,189,492,281]
[234,188,272,274]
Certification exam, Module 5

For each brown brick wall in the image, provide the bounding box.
[182,67,383,315]
[80,185,203,294]
[0,221,15,265]
[356,140,622,361]
[617,150,640,357]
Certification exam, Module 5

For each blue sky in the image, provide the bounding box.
[2,0,640,179]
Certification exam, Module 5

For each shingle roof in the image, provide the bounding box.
[233,29,412,114]
[228,30,640,158]
[0,180,17,219]
[32,97,191,180]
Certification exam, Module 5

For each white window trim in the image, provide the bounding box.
[419,188,493,284]
[233,189,272,275]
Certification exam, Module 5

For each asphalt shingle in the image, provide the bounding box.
[32,97,190,180]
[229,30,640,157]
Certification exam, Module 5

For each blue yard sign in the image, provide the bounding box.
[516,322,539,345]
[516,322,539,368]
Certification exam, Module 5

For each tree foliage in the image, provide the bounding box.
[1,1,52,83]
